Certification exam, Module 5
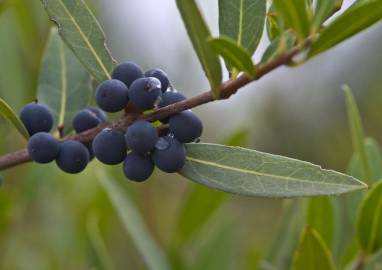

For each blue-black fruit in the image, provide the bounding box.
[95,79,129,113]
[93,128,127,165]
[123,152,154,182]
[125,120,158,154]
[144,69,170,93]
[159,91,187,123]
[84,141,94,161]
[128,77,162,110]
[151,135,185,173]
[27,132,59,163]
[56,140,89,173]
[20,102,53,136]
[169,110,203,143]
[112,61,143,87]
[87,107,108,122]
[72,109,101,133]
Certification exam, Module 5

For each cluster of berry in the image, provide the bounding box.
[21,62,203,182]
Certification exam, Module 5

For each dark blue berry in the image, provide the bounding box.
[159,91,187,123]
[151,136,185,173]
[95,79,129,113]
[72,109,101,133]
[20,102,53,136]
[84,141,94,161]
[144,69,170,92]
[128,77,162,110]
[56,140,89,173]
[86,107,108,122]
[123,152,154,182]
[93,128,127,165]
[169,110,203,143]
[112,61,144,87]
[27,132,59,163]
[125,120,158,154]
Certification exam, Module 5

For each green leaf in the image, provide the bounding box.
[223,128,250,146]
[357,181,382,254]
[364,249,382,270]
[176,0,222,97]
[41,0,116,83]
[96,169,170,270]
[312,0,336,32]
[306,197,334,248]
[344,85,372,183]
[261,31,296,64]
[309,0,382,57]
[209,36,256,78]
[266,5,282,41]
[218,0,266,56]
[0,97,29,139]
[179,143,366,198]
[291,228,335,270]
[273,0,311,39]
[37,28,92,135]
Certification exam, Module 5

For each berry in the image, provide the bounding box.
[84,141,94,161]
[20,102,53,136]
[72,109,101,133]
[27,132,59,163]
[169,110,203,143]
[159,91,186,108]
[128,77,162,110]
[151,136,185,173]
[125,120,158,154]
[112,61,143,87]
[56,140,89,173]
[123,152,154,182]
[93,128,127,165]
[144,69,170,92]
[87,107,108,122]
[95,79,129,112]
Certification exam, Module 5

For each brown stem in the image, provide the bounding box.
[0,39,310,171]
[354,251,367,270]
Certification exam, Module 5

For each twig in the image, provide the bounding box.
[0,39,311,171]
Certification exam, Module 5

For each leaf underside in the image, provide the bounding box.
[0,98,29,139]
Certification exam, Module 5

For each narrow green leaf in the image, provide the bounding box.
[291,228,336,270]
[209,36,256,78]
[218,0,266,56]
[273,0,311,39]
[0,98,29,139]
[96,169,170,270]
[306,197,334,248]
[86,213,115,270]
[179,143,366,198]
[312,0,336,32]
[309,0,382,57]
[223,128,250,146]
[261,31,296,63]
[344,85,372,183]
[176,0,222,97]
[364,137,382,182]
[37,28,92,135]
[357,181,382,254]
[266,5,282,41]
[41,0,116,82]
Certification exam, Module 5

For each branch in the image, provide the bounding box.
[0,39,311,171]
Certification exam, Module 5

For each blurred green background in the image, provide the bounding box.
[0,0,381,269]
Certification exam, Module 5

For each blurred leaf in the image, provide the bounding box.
[41,0,116,82]
[344,86,372,183]
[97,169,171,270]
[223,128,250,146]
[261,31,296,63]
[209,36,256,78]
[266,5,282,41]
[0,97,29,139]
[309,0,382,57]
[218,0,266,61]
[172,185,226,246]
[87,213,115,270]
[364,137,382,182]
[306,197,334,248]
[312,0,336,32]
[273,0,311,39]
[291,228,335,270]
[176,0,222,97]
[263,200,303,270]
[0,175,3,186]
[180,143,366,198]
[364,249,382,270]
[357,180,382,254]
[37,28,92,135]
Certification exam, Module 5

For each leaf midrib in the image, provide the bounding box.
[186,156,361,188]
[58,40,67,127]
